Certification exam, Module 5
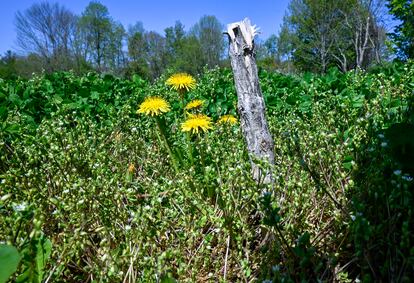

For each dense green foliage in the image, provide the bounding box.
[4,0,400,80]
[278,0,387,73]
[1,63,413,282]
[387,0,414,59]
[8,1,226,80]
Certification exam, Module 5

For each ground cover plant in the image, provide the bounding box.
[1,62,414,282]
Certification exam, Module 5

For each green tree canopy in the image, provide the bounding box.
[190,15,225,68]
[387,0,414,59]
[77,1,125,72]
[279,0,387,73]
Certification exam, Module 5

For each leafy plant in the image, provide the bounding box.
[0,245,20,283]
[1,61,413,281]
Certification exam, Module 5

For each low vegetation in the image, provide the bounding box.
[1,62,413,282]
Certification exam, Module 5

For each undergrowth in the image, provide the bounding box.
[0,62,413,282]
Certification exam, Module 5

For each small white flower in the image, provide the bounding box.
[381,142,388,147]
[272,265,280,272]
[13,202,27,212]
[262,191,272,197]
[402,175,413,182]
[393,170,402,176]
[378,133,384,139]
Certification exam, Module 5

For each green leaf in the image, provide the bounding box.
[4,123,20,134]
[0,106,7,122]
[23,88,32,100]
[52,95,63,105]
[286,94,299,105]
[8,93,22,107]
[90,91,100,100]
[35,237,52,281]
[343,155,354,170]
[16,236,52,283]
[0,245,21,283]
[351,95,365,108]
[160,275,177,283]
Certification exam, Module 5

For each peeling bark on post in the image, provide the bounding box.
[226,18,275,183]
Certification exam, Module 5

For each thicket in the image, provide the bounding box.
[0,62,413,282]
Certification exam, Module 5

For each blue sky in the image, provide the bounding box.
[0,0,290,54]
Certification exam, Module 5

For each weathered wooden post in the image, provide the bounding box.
[226,18,275,184]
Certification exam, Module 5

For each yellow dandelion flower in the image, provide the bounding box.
[181,114,213,134]
[166,73,196,92]
[218,114,238,125]
[127,163,135,173]
[137,96,170,116]
[185,99,204,110]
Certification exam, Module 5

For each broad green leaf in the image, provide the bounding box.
[0,245,21,283]
[343,155,354,170]
[35,237,52,281]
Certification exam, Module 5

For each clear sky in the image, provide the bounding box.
[0,0,290,55]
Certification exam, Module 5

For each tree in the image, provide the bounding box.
[144,31,168,79]
[165,21,186,63]
[254,36,279,71]
[276,21,296,73]
[284,0,340,73]
[127,22,150,78]
[339,0,387,69]
[127,22,145,65]
[264,35,279,59]
[14,1,77,72]
[77,1,123,72]
[173,35,204,74]
[163,21,205,75]
[279,0,387,72]
[387,0,414,59]
[190,15,225,68]
[106,22,126,71]
[0,51,18,79]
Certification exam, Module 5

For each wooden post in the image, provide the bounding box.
[226,18,275,183]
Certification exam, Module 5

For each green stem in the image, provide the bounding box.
[155,117,179,173]
[186,133,194,167]
[197,135,206,169]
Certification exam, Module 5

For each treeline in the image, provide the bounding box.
[0,0,412,79]
[0,1,225,80]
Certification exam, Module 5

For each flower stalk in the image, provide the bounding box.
[156,117,180,173]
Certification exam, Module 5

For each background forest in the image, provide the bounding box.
[0,0,413,79]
